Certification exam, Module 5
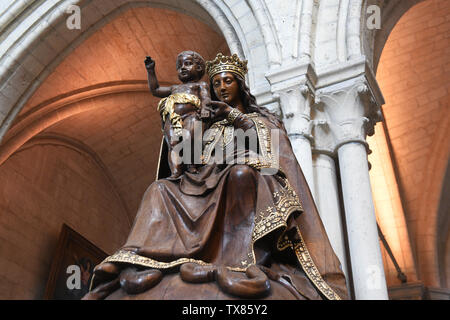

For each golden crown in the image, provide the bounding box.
[206,53,248,80]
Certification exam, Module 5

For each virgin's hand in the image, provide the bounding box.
[209,100,233,121]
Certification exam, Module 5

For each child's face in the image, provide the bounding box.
[177,54,202,82]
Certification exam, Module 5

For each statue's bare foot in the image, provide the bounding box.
[216,265,271,298]
[119,267,163,294]
[93,262,120,281]
[180,263,217,283]
[82,278,120,300]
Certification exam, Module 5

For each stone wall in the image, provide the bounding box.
[376,0,450,287]
[0,143,130,299]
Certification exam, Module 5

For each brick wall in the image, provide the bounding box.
[376,0,450,286]
[0,144,130,299]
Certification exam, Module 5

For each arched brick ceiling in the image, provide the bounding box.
[376,0,449,285]
[46,91,161,218]
[14,7,229,217]
[21,7,229,113]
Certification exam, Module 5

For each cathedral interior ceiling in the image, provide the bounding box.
[3,7,229,218]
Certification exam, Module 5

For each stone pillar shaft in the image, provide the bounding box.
[315,75,387,299]
[338,142,388,299]
[312,153,349,287]
[289,133,314,196]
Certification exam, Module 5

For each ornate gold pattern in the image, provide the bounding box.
[226,108,243,124]
[276,234,292,251]
[201,120,226,164]
[201,114,279,171]
[243,158,274,169]
[222,125,234,148]
[251,173,341,300]
[276,231,342,300]
[252,178,303,243]
[103,250,209,269]
[292,227,342,300]
[100,249,248,272]
[252,115,279,171]
[206,53,248,80]
[157,93,201,136]
[238,247,256,269]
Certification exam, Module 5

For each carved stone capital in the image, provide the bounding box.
[331,116,371,150]
[272,84,315,142]
[311,119,335,157]
[264,63,317,143]
[313,76,383,152]
[312,117,371,156]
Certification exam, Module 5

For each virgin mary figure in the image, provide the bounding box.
[84,53,349,300]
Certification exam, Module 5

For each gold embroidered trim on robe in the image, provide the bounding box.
[99,249,248,272]
[252,178,303,243]
[276,225,342,300]
[102,250,209,269]
[200,120,226,164]
[157,93,201,136]
[201,113,278,171]
[251,176,342,300]
[292,227,342,300]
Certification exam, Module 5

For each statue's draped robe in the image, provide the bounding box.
[96,113,348,300]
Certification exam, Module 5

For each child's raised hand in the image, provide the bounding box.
[145,56,155,70]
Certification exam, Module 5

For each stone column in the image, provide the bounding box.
[266,64,317,197]
[274,85,315,194]
[311,117,349,287]
[316,79,388,300]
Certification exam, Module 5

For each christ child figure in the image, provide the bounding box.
[145,51,211,179]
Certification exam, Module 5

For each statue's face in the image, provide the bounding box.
[177,54,202,82]
[212,72,241,107]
